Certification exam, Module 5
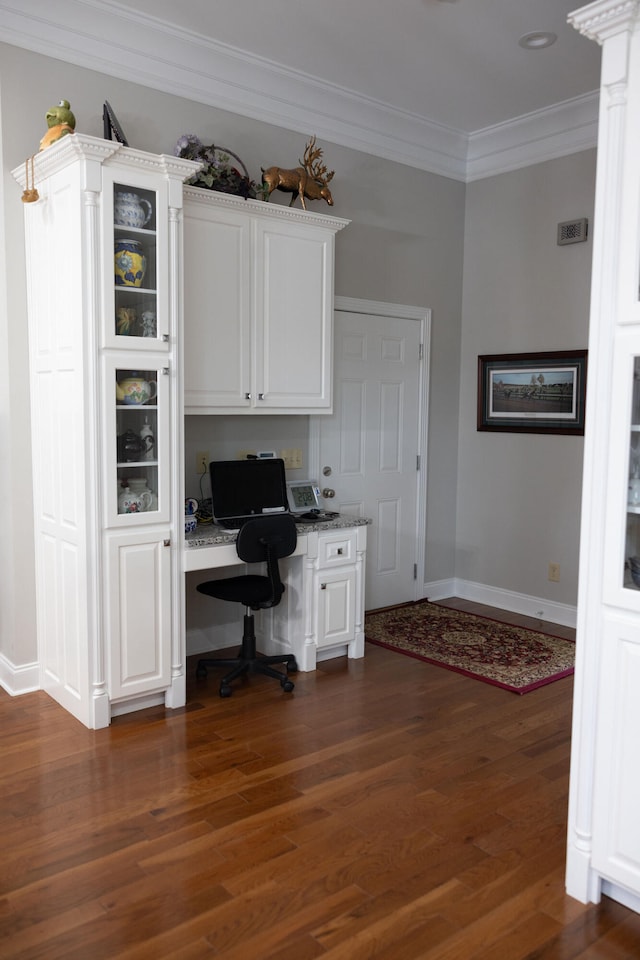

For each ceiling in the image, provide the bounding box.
[0,0,603,181]
[116,0,601,133]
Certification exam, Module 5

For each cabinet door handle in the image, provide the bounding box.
[337,548,343,555]
[163,539,171,547]
[245,392,252,400]
[320,583,327,590]
[162,366,170,375]
[258,393,265,400]
[162,333,169,342]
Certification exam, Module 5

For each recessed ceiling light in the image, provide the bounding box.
[518,31,557,50]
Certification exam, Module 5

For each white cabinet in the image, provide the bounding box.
[183,188,348,414]
[566,1,640,914]
[14,134,197,729]
[104,528,172,702]
[313,527,365,657]
[316,570,357,649]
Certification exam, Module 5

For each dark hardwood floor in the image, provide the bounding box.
[1,599,639,959]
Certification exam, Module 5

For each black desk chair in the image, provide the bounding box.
[195,514,298,697]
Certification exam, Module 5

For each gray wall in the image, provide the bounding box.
[0,42,465,667]
[458,151,596,606]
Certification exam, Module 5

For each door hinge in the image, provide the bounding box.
[419,343,424,360]
[416,454,421,471]
[413,563,417,580]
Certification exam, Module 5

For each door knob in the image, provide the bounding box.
[322,488,335,498]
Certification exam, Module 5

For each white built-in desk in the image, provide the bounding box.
[184,517,369,671]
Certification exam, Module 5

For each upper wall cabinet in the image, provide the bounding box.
[182,189,348,414]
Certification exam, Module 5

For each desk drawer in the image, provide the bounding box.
[318,530,357,568]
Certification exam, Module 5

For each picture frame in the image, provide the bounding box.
[477,350,588,435]
[103,101,129,147]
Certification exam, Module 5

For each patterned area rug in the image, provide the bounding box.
[365,600,575,694]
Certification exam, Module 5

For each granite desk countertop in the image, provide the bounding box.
[185,514,371,548]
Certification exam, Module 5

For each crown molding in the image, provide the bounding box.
[466,92,599,181]
[568,0,640,43]
[0,0,599,183]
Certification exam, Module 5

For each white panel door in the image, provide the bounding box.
[255,219,333,409]
[314,301,428,610]
[316,568,356,648]
[183,203,251,408]
[105,529,172,700]
[591,613,640,892]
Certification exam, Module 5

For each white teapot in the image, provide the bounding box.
[118,485,153,514]
[128,478,157,511]
[114,191,153,229]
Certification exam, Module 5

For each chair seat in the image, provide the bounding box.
[197,574,281,608]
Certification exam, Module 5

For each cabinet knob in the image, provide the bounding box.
[162,366,170,376]
[245,392,252,400]
[163,539,171,547]
[258,393,265,400]
[320,583,327,590]
[337,548,343,555]
[162,333,169,343]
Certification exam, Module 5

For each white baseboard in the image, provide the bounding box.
[423,578,577,629]
[601,879,640,914]
[110,692,166,718]
[0,652,40,696]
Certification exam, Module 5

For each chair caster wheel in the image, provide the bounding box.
[282,679,295,693]
[196,666,207,679]
[219,684,233,698]
[287,661,298,674]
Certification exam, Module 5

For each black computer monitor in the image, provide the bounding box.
[209,458,288,523]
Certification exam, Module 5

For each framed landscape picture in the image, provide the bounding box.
[477,350,588,435]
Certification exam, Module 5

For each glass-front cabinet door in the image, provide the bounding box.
[103,175,170,350]
[626,356,640,589]
[104,356,170,525]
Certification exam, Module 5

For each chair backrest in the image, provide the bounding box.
[235,514,297,563]
[235,515,297,608]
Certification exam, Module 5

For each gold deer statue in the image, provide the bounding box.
[261,136,335,210]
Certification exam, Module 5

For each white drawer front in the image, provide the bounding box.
[318,531,357,568]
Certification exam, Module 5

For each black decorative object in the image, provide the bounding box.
[103,101,128,146]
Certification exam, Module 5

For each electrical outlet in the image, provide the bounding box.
[195,451,209,474]
[548,562,560,582]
